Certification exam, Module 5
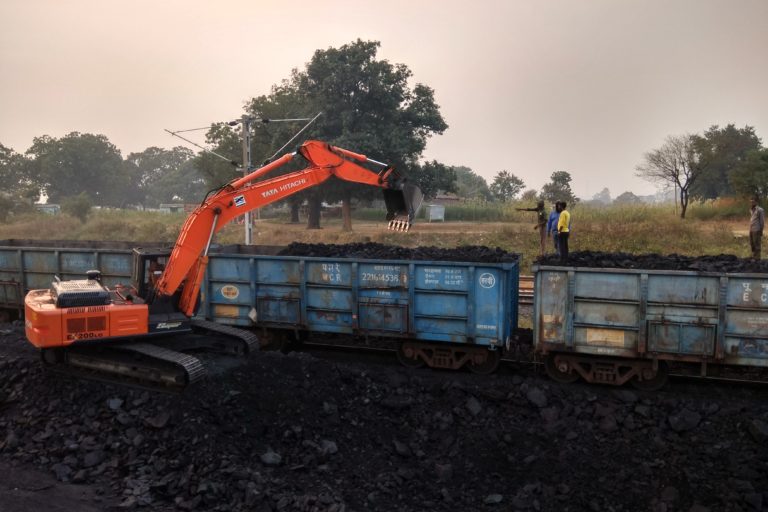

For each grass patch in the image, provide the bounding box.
[0,201,753,274]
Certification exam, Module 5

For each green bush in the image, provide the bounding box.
[687,198,747,221]
[61,193,92,223]
[83,219,137,241]
[135,221,172,242]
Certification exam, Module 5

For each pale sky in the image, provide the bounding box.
[1,0,766,199]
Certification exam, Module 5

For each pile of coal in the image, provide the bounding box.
[279,242,519,263]
[2,323,768,512]
[538,251,768,273]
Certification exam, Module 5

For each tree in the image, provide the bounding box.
[61,192,92,222]
[195,122,243,189]
[0,195,14,223]
[286,40,447,230]
[409,160,457,200]
[489,170,524,202]
[541,171,578,204]
[453,166,491,201]
[592,187,611,204]
[0,143,39,205]
[521,189,539,201]
[690,124,762,199]
[636,134,708,219]
[25,133,131,207]
[203,41,448,232]
[613,191,643,204]
[730,148,768,199]
[125,146,199,207]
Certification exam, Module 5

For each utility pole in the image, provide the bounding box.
[240,115,254,245]
[236,112,321,244]
[167,113,320,245]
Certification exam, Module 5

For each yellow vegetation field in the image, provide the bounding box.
[0,201,753,274]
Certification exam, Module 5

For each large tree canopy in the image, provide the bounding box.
[409,160,457,200]
[730,148,768,200]
[0,143,37,200]
[202,40,449,230]
[125,146,203,208]
[490,170,525,202]
[25,132,129,207]
[690,124,762,199]
[541,171,578,204]
[299,40,448,229]
[453,166,491,201]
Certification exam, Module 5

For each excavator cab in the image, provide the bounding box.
[384,181,423,232]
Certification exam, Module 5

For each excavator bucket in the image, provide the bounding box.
[384,182,424,232]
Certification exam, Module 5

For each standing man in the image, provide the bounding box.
[557,201,571,263]
[547,202,562,256]
[749,196,764,259]
[517,200,548,257]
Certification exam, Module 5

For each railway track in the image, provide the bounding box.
[296,335,768,392]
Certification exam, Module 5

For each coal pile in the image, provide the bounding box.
[538,251,768,273]
[2,324,768,511]
[278,242,518,263]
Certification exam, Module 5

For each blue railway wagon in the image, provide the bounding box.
[1,239,518,371]
[533,264,768,388]
[200,251,519,371]
[0,240,138,314]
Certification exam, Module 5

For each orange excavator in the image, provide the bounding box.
[23,140,422,390]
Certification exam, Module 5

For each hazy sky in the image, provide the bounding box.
[1,0,766,199]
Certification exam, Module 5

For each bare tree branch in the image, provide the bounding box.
[635,134,707,218]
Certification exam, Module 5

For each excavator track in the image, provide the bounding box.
[190,319,260,354]
[42,323,258,393]
[44,341,207,393]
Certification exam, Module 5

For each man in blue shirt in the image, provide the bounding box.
[547,202,562,256]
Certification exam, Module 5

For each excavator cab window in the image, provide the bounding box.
[132,248,170,300]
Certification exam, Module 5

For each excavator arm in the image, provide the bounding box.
[154,140,422,315]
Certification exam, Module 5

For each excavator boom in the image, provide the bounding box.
[157,140,421,308]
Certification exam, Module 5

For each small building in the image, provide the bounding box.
[426,204,445,222]
[158,203,186,214]
[431,193,461,205]
[34,204,61,215]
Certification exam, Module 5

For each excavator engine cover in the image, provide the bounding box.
[52,278,111,308]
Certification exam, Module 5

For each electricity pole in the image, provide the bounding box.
[236,112,322,245]
[240,115,254,245]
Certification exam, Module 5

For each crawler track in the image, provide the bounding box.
[44,341,206,393]
[42,322,259,393]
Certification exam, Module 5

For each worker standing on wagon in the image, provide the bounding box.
[749,196,764,260]
[547,202,562,256]
[557,201,571,263]
[517,200,548,256]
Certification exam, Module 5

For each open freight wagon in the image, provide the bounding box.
[195,245,519,374]
[533,263,768,388]
[0,240,519,374]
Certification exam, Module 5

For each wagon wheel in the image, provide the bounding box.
[631,361,669,391]
[468,349,501,375]
[544,354,580,384]
[396,342,424,369]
